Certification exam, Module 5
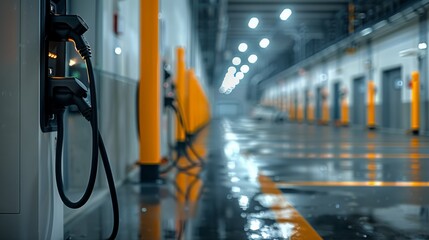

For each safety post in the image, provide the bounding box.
[289,97,295,121]
[321,101,329,124]
[196,78,203,130]
[340,97,349,126]
[411,71,420,134]
[186,69,195,135]
[138,0,161,182]
[196,77,210,128]
[367,80,376,130]
[307,104,314,123]
[297,104,303,122]
[175,48,187,144]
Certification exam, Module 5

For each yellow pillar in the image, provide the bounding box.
[138,0,160,181]
[321,99,329,125]
[176,48,187,142]
[297,104,304,122]
[341,97,349,126]
[411,71,420,134]
[367,80,376,129]
[186,69,196,135]
[307,104,314,123]
[289,98,295,120]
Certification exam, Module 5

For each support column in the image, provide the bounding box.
[175,48,187,151]
[367,80,376,130]
[411,71,420,135]
[138,0,160,182]
[341,96,349,126]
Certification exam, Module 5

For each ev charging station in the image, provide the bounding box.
[0,0,119,238]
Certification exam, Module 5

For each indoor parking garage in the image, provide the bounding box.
[1,0,429,239]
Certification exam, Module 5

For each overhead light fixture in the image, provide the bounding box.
[259,38,270,48]
[280,8,292,21]
[232,57,241,65]
[114,47,122,55]
[236,72,244,80]
[238,43,248,52]
[240,64,249,73]
[248,54,258,64]
[228,66,237,74]
[248,17,259,29]
[418,42,427,50]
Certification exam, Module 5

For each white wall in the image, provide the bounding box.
[262,17,424,130]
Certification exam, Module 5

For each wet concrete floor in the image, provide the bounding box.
[65,119,429,239]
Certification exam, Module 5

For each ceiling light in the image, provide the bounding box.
[228,66,237,74]
[114,47,122,55]
[259,38,270,48]
[240,65,249,73]
[418,42,427,50]
[280,8,292,21]
[248,54,258,64]
[238,43,248,52]
[248,17,259,29]
[232,57,241,65]
[236,72,244,80]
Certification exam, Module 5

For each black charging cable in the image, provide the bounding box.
[48,15,118,239]
[160,99,205,174]
[170,101,206,165]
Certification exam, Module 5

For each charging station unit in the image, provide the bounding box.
[1,0,119,238]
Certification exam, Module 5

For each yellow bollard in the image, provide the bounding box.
[297,104,304,123]
[367,80,376,130]
[186,69,195,135]
[307,104,314,123]
[341,97,349,126]
[138,0,160,181]
[321,100,329,125]
[289,98,295,121]
[411,71,420,135]
[175,48,187,142]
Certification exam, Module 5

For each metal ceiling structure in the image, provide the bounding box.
[194,0,418,87]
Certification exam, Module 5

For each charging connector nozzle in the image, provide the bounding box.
[48,15,92,59]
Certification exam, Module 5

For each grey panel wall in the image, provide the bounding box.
[0,0,20,214]
[0,0,63,239]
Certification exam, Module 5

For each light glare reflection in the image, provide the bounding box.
[239,195,249,209]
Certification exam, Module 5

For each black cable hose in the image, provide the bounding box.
[169,104,205,165]
[54,57,119,239]
[54,58,99,209]
[55,109,98,208]
[159,147,201,174]
[98,131,119,240]
[169,103,205,164]
[158,104,203,174]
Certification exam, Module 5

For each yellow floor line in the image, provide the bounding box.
[274,181,429,187]
[258,175,322,240]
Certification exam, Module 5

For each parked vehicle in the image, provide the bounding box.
[251,105,287,122]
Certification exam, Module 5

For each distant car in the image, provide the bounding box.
[251,105,287,122]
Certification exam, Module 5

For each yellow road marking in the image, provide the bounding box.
[258,175,322,240]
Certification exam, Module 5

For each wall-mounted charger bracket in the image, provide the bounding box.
[40,0,67,132]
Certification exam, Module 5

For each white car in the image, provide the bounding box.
[251,105,287,122]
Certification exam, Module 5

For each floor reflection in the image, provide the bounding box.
[65,119,429,239]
